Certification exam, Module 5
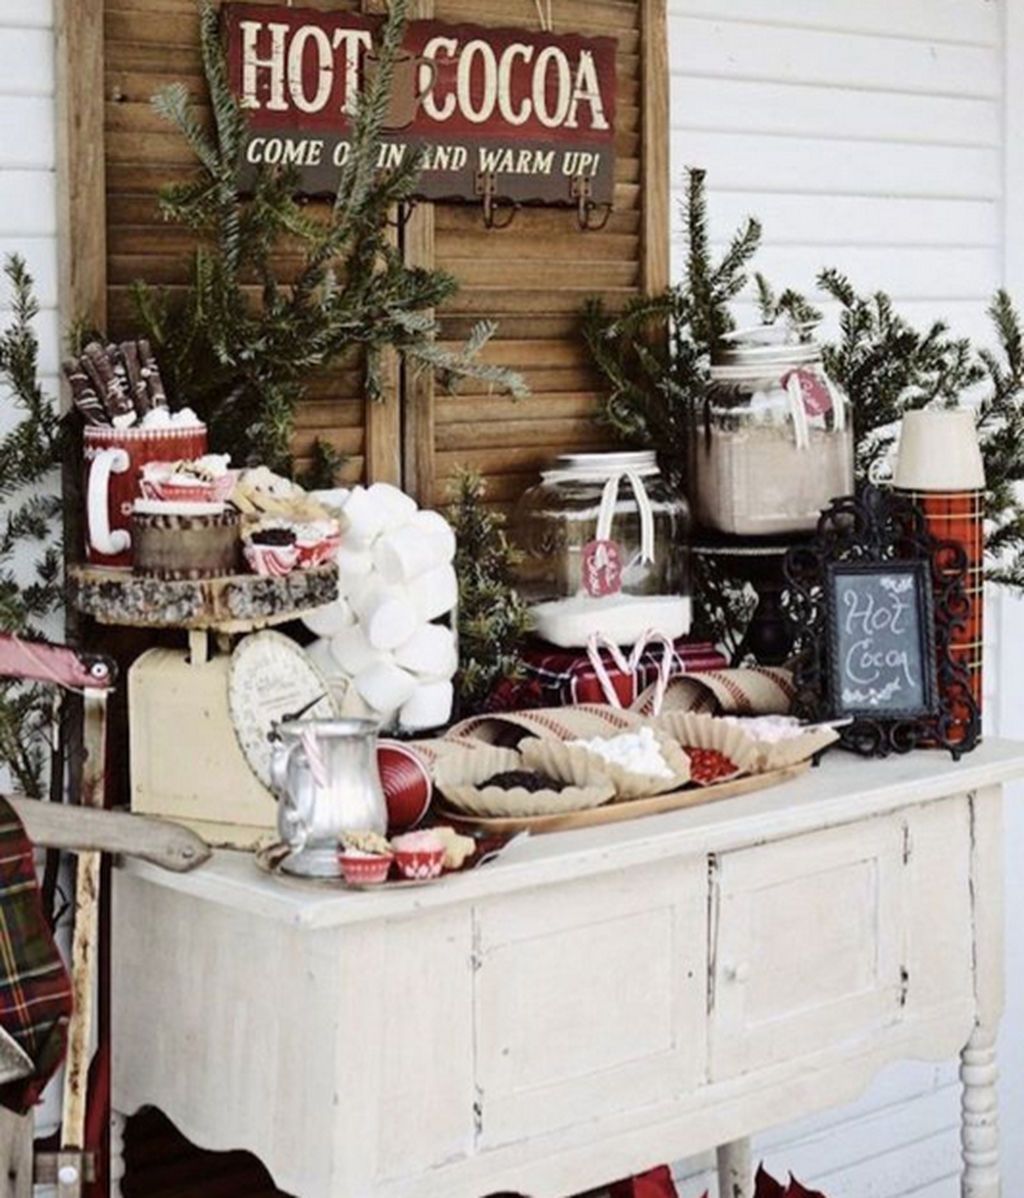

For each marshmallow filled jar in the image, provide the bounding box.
[694,331,854,537]
[511,451,691,648]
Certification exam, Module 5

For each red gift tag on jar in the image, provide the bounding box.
[582,538,623,597]
[784,367,833,417]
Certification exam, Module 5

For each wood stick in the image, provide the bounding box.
[2,797,210,873]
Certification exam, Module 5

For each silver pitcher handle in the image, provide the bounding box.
[270,740,309,852]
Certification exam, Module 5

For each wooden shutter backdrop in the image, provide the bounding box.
[59,0,668,508]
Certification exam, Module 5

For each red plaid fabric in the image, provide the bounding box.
[897,487,984,740]
[502,637,728,711]
[0,797,72,1113]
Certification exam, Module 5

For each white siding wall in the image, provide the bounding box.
[0,0,59,423]
[668,2,1018,1195]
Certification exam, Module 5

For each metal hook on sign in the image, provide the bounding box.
[386,199,417,230]
[571,175,612,232]
[475,170,518,230]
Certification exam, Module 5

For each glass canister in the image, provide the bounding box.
[511,450,691,648]
[693,330,854,537]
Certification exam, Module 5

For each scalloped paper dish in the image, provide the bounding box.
[651,711,759,781]
[719,716,840,772]
[433,745,616,818]
[521,731,691,801]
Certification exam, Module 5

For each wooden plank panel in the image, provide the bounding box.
[103,0,367,483]
[641,0,669,294]
[102,0,656,497]
[361,0,400,485]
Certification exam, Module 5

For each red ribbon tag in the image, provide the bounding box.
[784,368,832,417]
[582,538,623,597]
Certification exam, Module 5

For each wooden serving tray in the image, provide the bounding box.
[437,761,811,835]
[68,562,338,632]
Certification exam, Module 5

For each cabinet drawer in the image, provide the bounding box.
[709,819,906,1079]
[473,859,707,1149]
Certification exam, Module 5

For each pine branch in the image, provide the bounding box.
[0,257,64,797]
[447,469,530,712]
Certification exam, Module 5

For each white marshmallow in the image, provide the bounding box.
[305,638,349,701]
[393,623,457,679]
[409,508,456,562]
[301,597,355,638]
[310,487,351,514]
[373,524,449,584]
[341,486,388,544]
[355,660,417,714]
[339,685,378,722]
[140,407,172,430]
[367,482,418,530]
[399,680,454,731]
[336,545,373,596]
[348,574,391,622]
[364,592,419,651]
[415,563,459,622]
[330,624,382,676]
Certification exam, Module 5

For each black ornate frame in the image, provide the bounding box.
[783,485,980,758]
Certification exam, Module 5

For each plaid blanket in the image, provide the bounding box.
[488,637,729,711]
[0,797,72,1113]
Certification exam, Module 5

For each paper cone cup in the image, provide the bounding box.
[434,745,615,818]
[523,733,690,801]
[651,712,758,780]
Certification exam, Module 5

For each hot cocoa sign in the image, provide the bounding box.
[224,4,617,206]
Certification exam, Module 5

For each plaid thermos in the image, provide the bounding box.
[894,410,986,729]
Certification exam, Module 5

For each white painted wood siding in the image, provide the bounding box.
[669,3,1011,1194]
[669,0,1003,348]
[0,0,58,433]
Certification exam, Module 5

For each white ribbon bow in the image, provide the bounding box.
[595,469,656,565]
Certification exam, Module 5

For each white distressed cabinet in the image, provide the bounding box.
[111,743,1023,1198]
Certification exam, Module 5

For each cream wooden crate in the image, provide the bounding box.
[129,647,277,849]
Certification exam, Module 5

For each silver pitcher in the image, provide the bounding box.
[270,718,388,878]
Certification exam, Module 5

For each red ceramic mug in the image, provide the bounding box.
[84,423,208,567]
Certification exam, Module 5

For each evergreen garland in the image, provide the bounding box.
[446,470,531,713]
[0,256,65,797]
[134,0,525,482]
[582,170,1024,651]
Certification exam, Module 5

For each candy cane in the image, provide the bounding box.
[585,632,634,708]
[629,629,676,716]
[299,728,329,790]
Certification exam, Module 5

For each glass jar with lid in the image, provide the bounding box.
[511,450,691,648]
[693,329,854,537]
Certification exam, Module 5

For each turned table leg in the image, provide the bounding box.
[961,788,1004,1198]
[961,1025,1000,1197]
[110,1111,126,1198]
[717,1138,752,1198]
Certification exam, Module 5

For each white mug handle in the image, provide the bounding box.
[87,447,131,557]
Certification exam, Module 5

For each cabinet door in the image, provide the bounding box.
[709,818,906,1080]
[473,858,707,1149]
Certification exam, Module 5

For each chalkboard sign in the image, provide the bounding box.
[825,560,938,720]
